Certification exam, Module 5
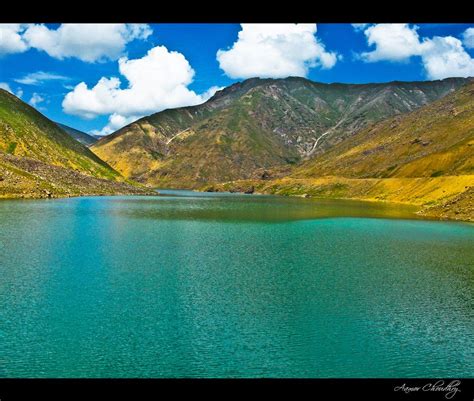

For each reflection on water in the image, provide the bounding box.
[122,189,422,222]
[0,191,472,378]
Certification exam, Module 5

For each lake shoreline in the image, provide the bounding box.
[0,190,158,200]
[194,186,472,224]
[199,177,474,223]
[1,185,472,224]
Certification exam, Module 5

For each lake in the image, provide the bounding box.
[0,190,473,377]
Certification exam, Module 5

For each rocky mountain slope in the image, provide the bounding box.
[0,89,154,198]
[206,81,474,221]
[293,81,474,180]
[91,77,470,188]
[0,153,155,198]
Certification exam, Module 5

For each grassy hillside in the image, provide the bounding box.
[0,89,119,181]
[0,89,155,198]
[91,77,470,187]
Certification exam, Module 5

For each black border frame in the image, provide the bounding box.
[0,3,472,400]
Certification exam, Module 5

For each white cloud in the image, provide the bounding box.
[15,71,69,85]
[358,23,474,80]
[29,93,45,107]
[21,23,151,63]
[420,36,474,80]
[63,46,203,118]
[0,24,29,55]
[462,27,474,49]
[16,88,23,98]
[216,24,338,79]
[1,24,151,62]
[361,24,423,62]
[0,82,12,92]
[63,45,219,135]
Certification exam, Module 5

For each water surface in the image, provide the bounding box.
[0,191,472,377]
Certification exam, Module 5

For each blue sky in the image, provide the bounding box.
[0,23,473,135]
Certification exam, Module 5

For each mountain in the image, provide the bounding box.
[56,122,98,146]
[294,80,474,179]
[0,89,117,180]
[207,81,474,221]
[0,89,154,198]
[91,77,470,188]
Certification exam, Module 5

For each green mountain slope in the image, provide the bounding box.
[0,89,155,198]
[56,122,98,146]
[91,77,470,188]
[0,88,118,180]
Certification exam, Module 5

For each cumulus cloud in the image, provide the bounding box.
[420,36,474,80]
[0,23,151,62]
[360,24,423,62]
[0,24,29,55]
[357,23,474,79]
[24,24,151,62]
[63,45,220,134]
[216,24,338,79]
[15,71,69,85]
[64,46,202,118]
[29,93,45,107]
[462,27,474,49]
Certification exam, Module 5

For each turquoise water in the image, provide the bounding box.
[0,191,473,378]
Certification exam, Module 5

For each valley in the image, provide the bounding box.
[1,77,473,220]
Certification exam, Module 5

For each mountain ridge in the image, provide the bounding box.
[91,76,471,187]
[204,80,474,221]
[56,122,98,146]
